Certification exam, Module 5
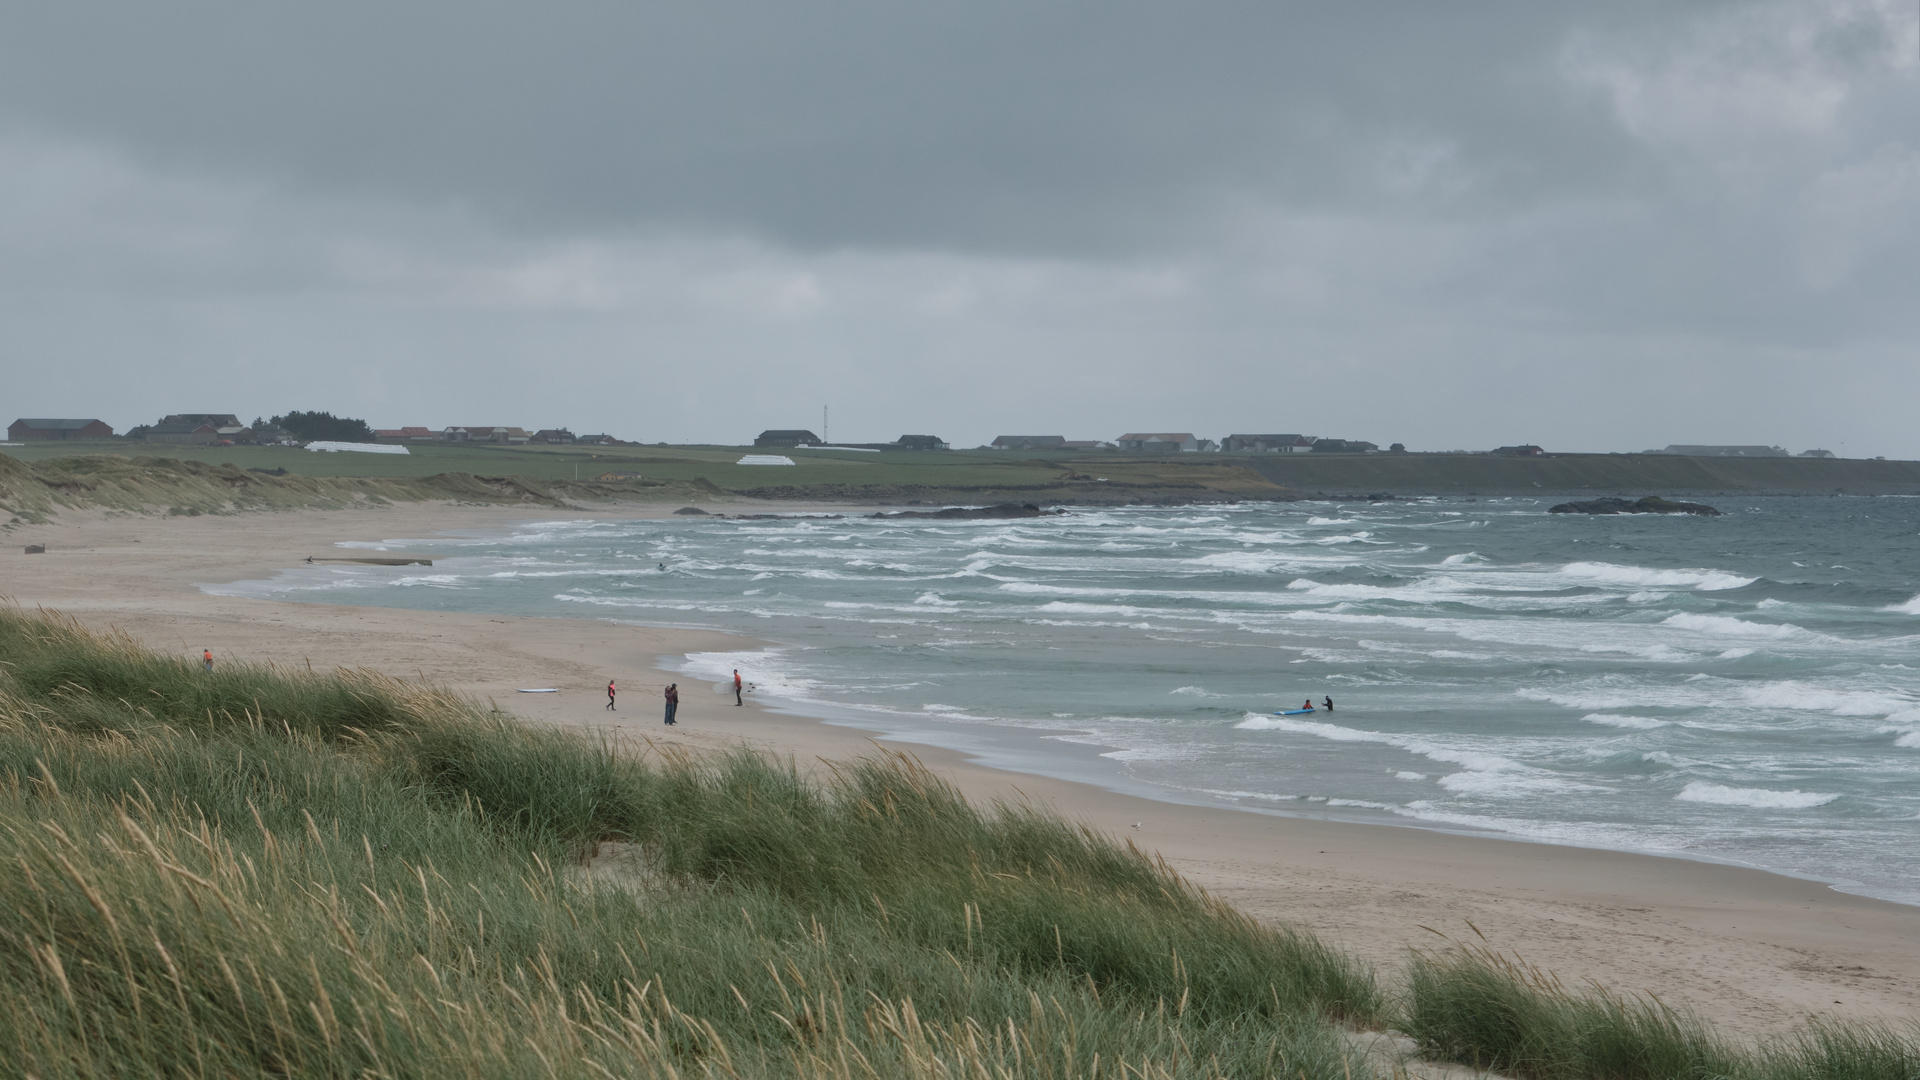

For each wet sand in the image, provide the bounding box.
[6,503,1918,1039]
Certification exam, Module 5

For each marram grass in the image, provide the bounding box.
[0,607,1374,1078]
[7,605,1919,1080]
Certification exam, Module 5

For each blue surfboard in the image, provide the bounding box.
[1274,708,1316,716]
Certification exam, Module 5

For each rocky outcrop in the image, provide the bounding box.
[869,502,1064,520]
[1549,496,1721,516]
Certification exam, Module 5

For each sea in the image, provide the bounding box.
[206,497,1920,906]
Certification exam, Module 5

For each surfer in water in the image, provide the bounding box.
[1302,700,1314,712]
[1323,696,1334,712]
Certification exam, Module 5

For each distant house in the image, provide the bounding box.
[135,413,239,445]
[892,434,949,451]
[755,430,824,448]
[1798,449,1836,458]
[146,420,222,445]
[1308,439,1379,454]
[575,433,625,446]
[1061,440,1110,450]
[1221,434,1313,453]
[445,426,530,444]
[531,429,576,445]
[1490,445,1545,457]
[8,418,114,441]
[376,427,437,442]
[1650,445,1789,457]
[1116,433,1201,452]
[990,435,1066,450]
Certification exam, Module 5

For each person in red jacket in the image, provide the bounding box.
[733,669,743,706]
[663,683,679,726]
[203,649,214,672]
[606,680,616,711]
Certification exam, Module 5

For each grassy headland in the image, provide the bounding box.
[8,443,1920,523]
[3,607,1918,1078]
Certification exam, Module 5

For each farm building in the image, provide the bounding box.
[8,418,115,441]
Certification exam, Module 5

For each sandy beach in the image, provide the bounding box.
[5,502,1918,1040]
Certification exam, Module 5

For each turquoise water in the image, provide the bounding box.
[209,497,1920,904]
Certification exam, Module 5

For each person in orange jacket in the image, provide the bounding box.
[733,669,743,706]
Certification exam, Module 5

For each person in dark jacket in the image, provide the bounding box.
[664,683,679,726]
[1323,696,1334,712]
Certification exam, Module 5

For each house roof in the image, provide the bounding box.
[12,418,109,429]
[1116,433,1195,442]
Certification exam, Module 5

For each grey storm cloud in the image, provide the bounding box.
[0,2,1740,250]
[0,1,1915,453]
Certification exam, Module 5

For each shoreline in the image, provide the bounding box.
[7,502,1919,1038]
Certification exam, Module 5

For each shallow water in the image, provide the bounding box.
[208,496,1920,904]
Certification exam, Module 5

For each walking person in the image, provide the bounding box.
[732,668,743,706]
[606,680,617,711]
[203,648,214,672]
[663,683,679,726]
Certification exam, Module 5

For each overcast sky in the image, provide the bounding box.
[1,1,1914,453]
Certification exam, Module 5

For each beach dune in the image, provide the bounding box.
[7,503,1918,1038]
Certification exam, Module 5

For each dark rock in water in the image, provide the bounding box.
[672,506,710,515]
[870,502,1064,520]
[1549,496,1721,516]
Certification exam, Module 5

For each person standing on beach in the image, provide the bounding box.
[203,649,213,672]
[606,680,617,711]
[664,683,679,726]
[733,669,743,706]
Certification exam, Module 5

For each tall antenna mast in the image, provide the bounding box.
[823,405,829,444]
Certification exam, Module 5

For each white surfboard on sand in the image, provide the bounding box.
[516,688,561,693]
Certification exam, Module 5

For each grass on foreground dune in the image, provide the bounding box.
[1406,932,1920,1080]
[0,607,1377,1079]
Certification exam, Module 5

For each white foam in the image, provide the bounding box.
[1896,732,1920,748]
[1674,782,1838,809]
[1560,562,1756,591]
[1438,552,1485,566]
[1582,713,1669,729]
[1661,613,1804,639]
[1395,771,1427,781]
[1885,594,1920,614]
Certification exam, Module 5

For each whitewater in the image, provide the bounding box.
[208,496,1920,905]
